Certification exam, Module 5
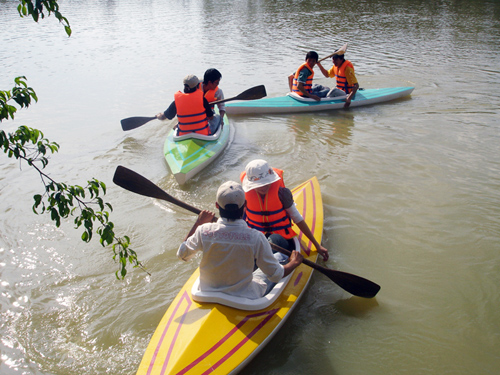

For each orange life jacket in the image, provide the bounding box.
[204,89,217,108]
[333,60,355,94]
[292,62,314,96]
[240,169,297,239]
[174,88,210,135]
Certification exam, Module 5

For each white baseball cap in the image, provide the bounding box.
[241,159,281,192]
[216,181,245,209]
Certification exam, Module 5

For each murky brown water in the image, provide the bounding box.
[1,0,500,373]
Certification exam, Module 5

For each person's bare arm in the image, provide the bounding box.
[344,83,359,108]
[282,250,304,276]
[288,73,294,92]
[316,61,329,78]
[294,220,329,261]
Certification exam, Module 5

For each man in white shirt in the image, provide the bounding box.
[177,181,303,299]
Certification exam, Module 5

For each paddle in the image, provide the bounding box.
[209,85,267,105]
[318,52,337,63]
[112,165,381,298]
[120,85,267,131]
[318,43,349,63]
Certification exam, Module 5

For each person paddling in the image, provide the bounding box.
[240,159,329,261]
[156,74,220,135]
[287,51,331,101]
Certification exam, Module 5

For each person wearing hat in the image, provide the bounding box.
[318,44,359,108]
[287,51,331,101]
[177,181,304,299]
[156,74,220,135]
[240,159,329,261]
[202,68,225,126]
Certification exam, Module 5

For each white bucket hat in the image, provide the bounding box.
[242,159,281,192]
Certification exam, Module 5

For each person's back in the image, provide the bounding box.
[175,75,210,135]
[184,216,282,298]
[156,74,216,135]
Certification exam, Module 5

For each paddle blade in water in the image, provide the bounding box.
[320,268,381,298]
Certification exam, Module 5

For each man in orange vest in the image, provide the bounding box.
[156,74,219,135]
[318,44,359,108]
[240,159,329,261]
[287,51,331,101]
[202,68,225,126]
[178,181,304,298]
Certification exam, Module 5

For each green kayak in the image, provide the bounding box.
[164,113,231,185]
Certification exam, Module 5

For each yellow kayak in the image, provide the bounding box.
[137,176,323,375]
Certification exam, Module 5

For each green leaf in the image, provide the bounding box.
[32,194,43,213]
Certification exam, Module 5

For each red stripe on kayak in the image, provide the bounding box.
[293,179,317,257]
[294,271,303,286]
[177,309,279,374]
[310,180,317,249]
[146,291,192,375]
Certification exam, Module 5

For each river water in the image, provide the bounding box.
[1,0,500,374]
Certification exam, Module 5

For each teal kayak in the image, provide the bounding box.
[164,113,231,185]
[226,87,414,115]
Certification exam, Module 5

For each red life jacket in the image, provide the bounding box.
[332,59,355,94]
[174,88,210,135]
[240,169,297,239]
[292,62,314,96]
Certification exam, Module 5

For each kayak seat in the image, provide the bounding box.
[288,92,347,103]
[191,272,292,311]
[173,123,222,142]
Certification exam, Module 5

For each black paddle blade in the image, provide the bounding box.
[120,116,156,131]
[235,85,267,101]
[210,85,267,105]
[270,243,380,298]
[112,166,201,215]
[321,268,381,298]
